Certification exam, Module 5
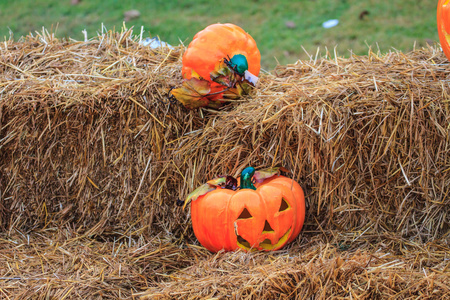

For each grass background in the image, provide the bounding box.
[0,0,440,70]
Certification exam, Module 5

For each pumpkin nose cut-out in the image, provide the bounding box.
[263,220,274,233]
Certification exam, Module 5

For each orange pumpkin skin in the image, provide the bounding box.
[181,23,261,100]
[438,0,450,60]
[191,175,305,252]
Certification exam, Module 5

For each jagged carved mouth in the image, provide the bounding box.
[236,228,291,251]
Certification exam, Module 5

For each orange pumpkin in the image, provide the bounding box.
[181,23,261,101]
[191,174,305,252]
[437,0,450,60]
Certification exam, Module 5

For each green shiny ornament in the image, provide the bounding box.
[229,54,249,75]
[240,166,256,190]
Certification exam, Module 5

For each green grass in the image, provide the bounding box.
[0,0,439,70]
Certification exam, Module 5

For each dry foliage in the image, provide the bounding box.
[0,27,449,298]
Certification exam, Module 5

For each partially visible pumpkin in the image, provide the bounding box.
[190,173,305,252]
[181,23,261,101]
[437,0,450,60]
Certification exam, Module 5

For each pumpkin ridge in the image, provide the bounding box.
[223,190,233,251]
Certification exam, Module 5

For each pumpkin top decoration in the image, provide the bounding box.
[170,23,261,109]
[437,0,450,61]
[182,167,306,252]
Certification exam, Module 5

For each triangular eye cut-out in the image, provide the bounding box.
[237,208,252,219]
[263,220,274,232]
[279,198,291,212]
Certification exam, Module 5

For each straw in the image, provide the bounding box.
[0,27,449,298]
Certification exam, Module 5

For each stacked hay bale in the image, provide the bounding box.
[0,29,448,298]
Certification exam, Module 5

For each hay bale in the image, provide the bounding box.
[0,229,201,298]
[1,29,449,241]
[0,27,449,299]
[1,230,448,299]
[140,243,450,299]
[0,28,191,234]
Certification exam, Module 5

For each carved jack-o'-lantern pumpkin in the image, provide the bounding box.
[190,167,305,252]
[438,0,450,60]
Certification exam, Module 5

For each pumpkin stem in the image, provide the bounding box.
[240,167,256,190]
[229,54,248,75]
